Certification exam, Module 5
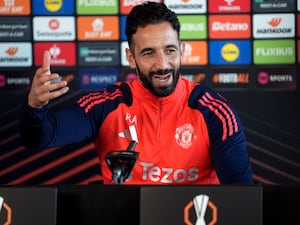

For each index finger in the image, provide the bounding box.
[43,50,51,69]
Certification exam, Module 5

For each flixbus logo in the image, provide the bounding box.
[253,39,295,64]
[0,196,12,225]
[184,194,217,225]
[77,0,118,14]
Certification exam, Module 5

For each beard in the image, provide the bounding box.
[136,65,181,97]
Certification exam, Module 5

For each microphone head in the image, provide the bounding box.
[105,150,139,184]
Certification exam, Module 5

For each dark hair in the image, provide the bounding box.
[125,1,180,49]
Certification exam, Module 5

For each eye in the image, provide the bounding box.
[166,48,177,55]
[141,50,153,57]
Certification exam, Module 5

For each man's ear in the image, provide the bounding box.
[126,48,136,69]
[180,41,186,60]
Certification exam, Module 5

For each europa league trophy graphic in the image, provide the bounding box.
[193,194,209,225]
[105,141,139,184]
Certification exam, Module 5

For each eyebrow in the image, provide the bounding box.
[139,44,179,55]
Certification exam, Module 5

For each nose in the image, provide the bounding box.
[154,51,169,70]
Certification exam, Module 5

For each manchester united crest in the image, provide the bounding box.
[174,124,197,149]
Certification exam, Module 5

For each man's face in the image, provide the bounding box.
[126,22,185,97]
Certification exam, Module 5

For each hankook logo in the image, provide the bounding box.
[253,13,295,38]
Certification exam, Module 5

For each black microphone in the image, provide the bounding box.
[105,141,139,184]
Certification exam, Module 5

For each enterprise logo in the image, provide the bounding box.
[253,0,294,12]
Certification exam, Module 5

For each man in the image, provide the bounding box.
[19,2,253,184]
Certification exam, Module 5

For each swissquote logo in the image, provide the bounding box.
[0,196,12,225]
[184,194,217,225]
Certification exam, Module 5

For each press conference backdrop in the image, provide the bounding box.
[0,0,299,185]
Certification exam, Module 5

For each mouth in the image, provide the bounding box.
[152,74,172,84]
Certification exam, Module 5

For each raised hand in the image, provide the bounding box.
[28,51,69,108]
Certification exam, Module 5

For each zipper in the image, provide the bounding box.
[156,98,163,141]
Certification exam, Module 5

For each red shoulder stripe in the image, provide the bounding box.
[77,89,123,113]
[199,92,238,141]
[205,92,239,133]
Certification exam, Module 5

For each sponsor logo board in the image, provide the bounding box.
[0,0,31,15]
[76,0,118,14]
[33,16,75,41]
[253,39,295,64]
[209,40,251,65]
[253,13,295,39]
[0,42,32,67]
[252,0,294,12]
[34,42,76,66]
[208,0,250,13]
[78,42,120,66]
[209,15,251,39]
[164,0,207,14]
[0,17,31,41]
[178,15,207,39]
[0,70,32,92]
[79,68,119,91]
[32,0,74,15]
[182,41,207,65]
[120,0,162,14]
[77,16,119,40]
[210,69,251,90]
[255,67,296,90]
[181,67,207,85]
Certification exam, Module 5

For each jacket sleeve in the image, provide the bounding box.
[189,86,253,184]
[18,99,95,150]
[18,83,133,151]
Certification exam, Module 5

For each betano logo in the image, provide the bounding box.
[209,15,251,39]
[5,47,18,56]
[0,197,12,225]
[221,43,239,62]
[184,194,217,225]
[44,0,63,12]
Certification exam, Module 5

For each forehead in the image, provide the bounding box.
[132,22,179,49]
